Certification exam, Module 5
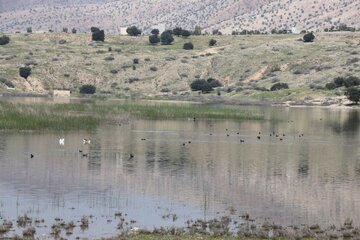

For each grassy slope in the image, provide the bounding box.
[0,32,359,102]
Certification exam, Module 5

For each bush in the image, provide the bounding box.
[325,82,337,90]
[190,79,212,93]
[150,66,158,71]
[0,35,10,45]
[345,87,360,104]
[79,84,96,94]
[149,34,160,45]
[90,27,100,33]
[207,78,222,88]
[19,67,31,79]
[0,78,15,88]
[62,27,68,33]
[160,31,174,45]
[133,58,139,64]
[173,27,183,36]
[270,83,289,91]
[92,29,105,42]
[181,30,191,37]
[26,27,32,33]
[183,42,194,50]
[209,39,217,46]
[334,77,345,87]
[72,28,77,34]
[126,26,142,36]
[303,32,315,43]
[344,76,360,88]
[151,29,159,35]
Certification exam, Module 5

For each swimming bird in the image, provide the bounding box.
[257,136,261,140]
[141,138,146,141]
[59,138,65,145]
[82,153,88,157]
[129,153,134,158]
[30,154,34,158]
[240,139,245,143]
[83,139,91,144]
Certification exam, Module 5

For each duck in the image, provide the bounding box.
[59,138,65,145]
[83,139,91,144]
[30,154,34,159]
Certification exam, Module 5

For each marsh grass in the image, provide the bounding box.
[0,101,263,130]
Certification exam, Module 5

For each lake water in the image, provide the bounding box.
[0,104,359,239]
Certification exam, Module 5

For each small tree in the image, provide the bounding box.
[0,35,10,45]
[344,76,360,88]
[190,79,212,93]
[345,87,360,104]
[160,31,174,45]
[173,27,183,37]
[183,42,194,50]
[303,32,315,42]
[126,26,142,36]
[193,26,202,35]
[209,39,217,46]
[72,28,77,34]
[91,27,100,33]
[149,34,160,45]
[19,67,31,79]
[79,84,96,94]
[92,29,105,42]
[26,27,32,33]
[270,83,289,91]
[181,30,191,38]
[62,27,68,33]
[151,29,159,35]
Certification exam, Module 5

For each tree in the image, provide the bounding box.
[193,26,202,35]
[160,31,174,45]
[62,27,68,33]
[270,83,289,91]
[212,29,222,35]
[92,29,105,42]
[173,27,183,37]
[19,67,31,79]
[90,27,100,33]
[149,34,160,45]
[303,32,315,42]
[190,79,212,93]
[71,28,77,34]
[183,42,194,50]
[151,29,159,35]
[345,87,360,104]
[0,35,10,45]
[344,76,360,88]
[26,27,32,33]
[209,39,217,46]
[126,26,142,36]
[181,30,191,37]
[79,84,96,94]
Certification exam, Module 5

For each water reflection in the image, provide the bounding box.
[0,106,359,239]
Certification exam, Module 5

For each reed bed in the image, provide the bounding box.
[0,101,263,130]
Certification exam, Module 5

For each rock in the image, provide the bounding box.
[23,227,36,237]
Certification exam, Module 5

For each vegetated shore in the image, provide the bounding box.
[0,32,359,107]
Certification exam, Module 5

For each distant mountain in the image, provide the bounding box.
[0,0,359,34]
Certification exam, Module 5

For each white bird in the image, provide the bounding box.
[83,139,91,145]
[59,138,65,145]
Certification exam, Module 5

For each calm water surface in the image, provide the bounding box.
[0,104,359,239]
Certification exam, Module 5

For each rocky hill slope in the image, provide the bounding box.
[0,0,359,34]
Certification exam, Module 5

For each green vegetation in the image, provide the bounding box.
[79,84,96,94]
[270,83,289,91]
[91,27,105,42]
[303,32,315,43]
[0,102,99,131]
[149,34,160,45]
[19,67,31,79]
[0,35,10,45]
[183,42,194,50]
[127,26,142,36]
[209,39,217,46]
[160,31,174,45]
[345,87,360,104]
[0,101,263,130]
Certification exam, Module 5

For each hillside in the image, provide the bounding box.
[0,32,359,105]
[0,0,359,34]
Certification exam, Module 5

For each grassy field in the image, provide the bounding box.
[0,32,359,104]
[0,101,263,130]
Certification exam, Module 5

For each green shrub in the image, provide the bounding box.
[345,87,360,104]
[270,83,289,91]
[160,31,174,45]
[207,78,222,88]
[79,84,96,94]
[19,67,31,79]
[183,42,194,50]
[334,77,345,87]
[91,29,105,42]
[0,35,10,45]
[209,39,217,46]
[190,79,212,93]
[344,76,360,88]
[325,82,337,90]
[126,26,142,36]
[303,32,315,42]
[149,34,160,45]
